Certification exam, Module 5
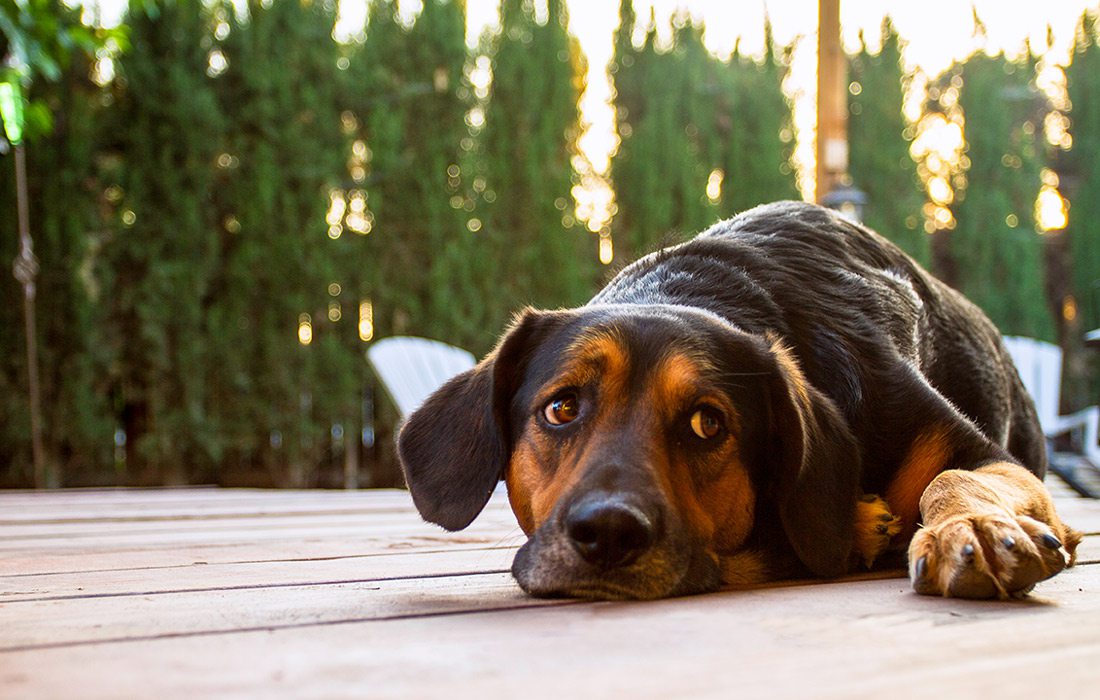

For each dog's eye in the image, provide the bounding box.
[689,407,723,440]
[544,393,580,426]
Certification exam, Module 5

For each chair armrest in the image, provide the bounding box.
[1050,405,1100,463]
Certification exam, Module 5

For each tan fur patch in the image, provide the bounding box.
[719,550,769,588]
[506,331,633,534]
[564,329,630,405]
[767,336,811,409]
[852,494,902,568]
[886,426,953,535]
[649,352,754,554]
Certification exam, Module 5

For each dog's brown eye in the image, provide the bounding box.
[544,393,580,425]
[690,407,723,439]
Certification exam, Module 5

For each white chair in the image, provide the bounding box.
[1003,335,1100,464]
[367,336,476,418]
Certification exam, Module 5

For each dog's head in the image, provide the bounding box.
[398,305,859,599]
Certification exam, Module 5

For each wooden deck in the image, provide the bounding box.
[1,485,1099,699]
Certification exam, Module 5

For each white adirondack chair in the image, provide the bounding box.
[367,336,477,418]
[1003,335,1100,464]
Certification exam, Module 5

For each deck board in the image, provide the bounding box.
[2,486,1098,699]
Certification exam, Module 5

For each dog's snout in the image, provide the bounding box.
[565,498,655,569]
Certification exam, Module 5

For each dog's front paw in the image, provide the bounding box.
[908,513,1075,599]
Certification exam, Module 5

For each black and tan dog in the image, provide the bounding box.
[398,201,1081,600]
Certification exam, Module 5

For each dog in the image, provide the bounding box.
[397,201,1081,600]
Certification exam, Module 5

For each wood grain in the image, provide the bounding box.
[1,486,1097,699]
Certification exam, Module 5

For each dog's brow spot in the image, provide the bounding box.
[568,329,626,368]
[651,352,711,414]
[564,329,631,402]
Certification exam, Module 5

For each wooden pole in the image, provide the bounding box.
[816,0,847,203]
[12,142,50,488]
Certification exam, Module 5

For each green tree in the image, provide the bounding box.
[612,3,797,259]
[479,0,594,316]
[96,0,225,483]
[208,0,350,486]
[612,7,714,258]
[1065,12,1100,333]
[0,23,112,487]
[344,0,484,351]
[719,23,799,215]
[947,52,1054,340]
[848,21,928,263]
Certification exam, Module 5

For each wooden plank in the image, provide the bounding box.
[1,563,1097,699]
[0,535,521,577]
[0,508,519,557]
[2,537,1094,651]
[0,545,519,601]
[0,505,514,540]
[0,488,423,519]
[5,532,1096,603]
[0,571,568,650]
[1046,496,1100,533]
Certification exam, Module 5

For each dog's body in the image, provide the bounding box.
[399,201,1080,600]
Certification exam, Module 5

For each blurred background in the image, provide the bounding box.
[2,0,1099,490]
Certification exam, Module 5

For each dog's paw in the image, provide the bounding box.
[908,513,1076,599]
[853,494,902,568]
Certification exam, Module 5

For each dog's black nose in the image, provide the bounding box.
[565,499,655,568]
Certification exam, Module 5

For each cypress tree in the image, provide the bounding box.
[947,52,1054,340]
[848,21,928,263]
[343,0,481,350]
[612,7,710,258]
[1064,12,1100,333]
[209,0,348,485]
[612,2,797,259]
[97,0,224,483]
[479,0,593,314]
[0,15,111,485]
[719,23,799,215]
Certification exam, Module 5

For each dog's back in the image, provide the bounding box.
[593,200,1045,479]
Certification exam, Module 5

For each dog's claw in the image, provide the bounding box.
[913,555,927,581]
[961,543,975,563]
[1002,536,1016,550]
[1041,533,1062,550]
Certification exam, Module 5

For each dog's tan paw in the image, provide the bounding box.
[908,513,1077,599]
[853,494,902,568]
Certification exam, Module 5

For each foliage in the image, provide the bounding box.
[344,0,486,350]
[0,0,132,140]
[478,0,594,320]
[612,1,797,259]
[946,52,1055,341]
[97,0,226,483]
[1064,12,1100,331]
[0,37,111,484]
[847,20,928,263]
[5,3,1100,486]
[205,0,351,485]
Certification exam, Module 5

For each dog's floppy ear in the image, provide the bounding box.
[397,308,569,531]
[766,338,861,577]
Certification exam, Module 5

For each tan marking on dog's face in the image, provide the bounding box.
[646,351,755,555]
[505,330,633,535]
[886,425,954,535]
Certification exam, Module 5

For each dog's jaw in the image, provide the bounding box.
[510,522,722,600]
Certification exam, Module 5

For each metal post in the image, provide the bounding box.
[12,142,50,488]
